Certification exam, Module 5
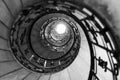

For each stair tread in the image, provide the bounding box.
[0,50,14,61]
[0,38,10,50]
[0,0,13,27]
[0,22,9,40]
[0,61,22,78]
[58,69,70,80]
[24,72,41,80]
[0,68,31,80]
[4,0,22,17]
[38,74,51,80]
[21,0,41,7]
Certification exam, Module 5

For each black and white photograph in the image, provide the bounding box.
[0,0,120,80]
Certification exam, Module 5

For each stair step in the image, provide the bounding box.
[4,0,22,17]
[58,69,70,80]
[0,68,31,80]
[50,72,62,80]
[0,50,14,61]
[68,55,90,80]
[24,72,41,80]
[0,38,10,50]
[0,0,13,27]
[21,0,41,7]
[38,74,51,80]
[0,61,22,78]
[0,22,9,40]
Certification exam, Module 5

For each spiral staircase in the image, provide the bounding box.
[0,0,120,80]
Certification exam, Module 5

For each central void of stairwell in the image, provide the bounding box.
[9,1,81,73]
